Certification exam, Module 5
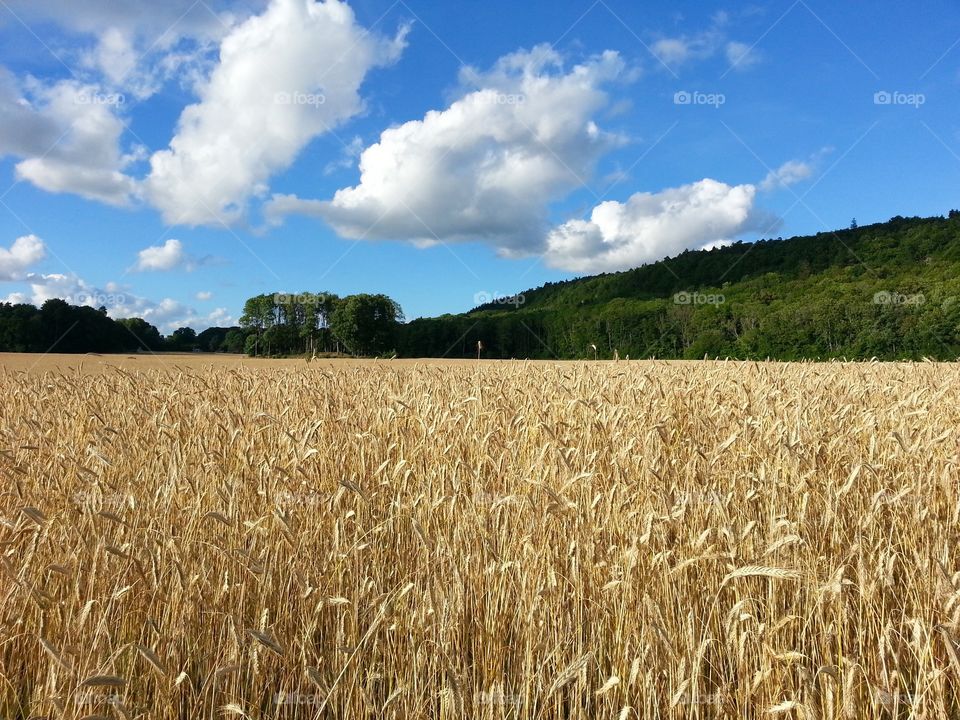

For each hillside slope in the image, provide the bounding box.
[398,213,960,359]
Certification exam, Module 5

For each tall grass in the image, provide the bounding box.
[0,360,958,718]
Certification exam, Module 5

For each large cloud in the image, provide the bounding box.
[0,71,60,157]
[0,70,140,205]
[1,0,246,40]
[3,0,251,95]
[267,44,627,253]
[543,179,773,273]
[0,235,46,280]
[0,0,237,206]
[145,0,408,225]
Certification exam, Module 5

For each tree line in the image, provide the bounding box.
[232,213,960,361]
[0,293,406,357]
[2,212,959,360]
[0,299,247,354]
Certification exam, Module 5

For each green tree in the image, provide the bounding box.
[37,299,126,353]
[223,329,247,354]
[196,326,241,352]
[116,318,164,351]
[330,294,404,356]
[0,303,41,352]
[239,293,277,355]
[167,327,198,351]
[301,292,339,355]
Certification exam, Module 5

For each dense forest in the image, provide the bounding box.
[2,212,959,359]
[0,293,403,357]
[0,299,243,354]
[401,212,960,360]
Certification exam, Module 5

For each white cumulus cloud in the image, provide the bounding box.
[145,0,408,226]
[3,0,243,43]
[544,179,775,273]
[0,72,140,206]
[0,235,47,280]
[5,0,249,99]
[133,238,196,271]
[0,2,253,210]
[267,44,627,254]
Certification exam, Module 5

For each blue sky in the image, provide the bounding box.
[0,0,958,331]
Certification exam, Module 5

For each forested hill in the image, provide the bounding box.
[397,212,960,359]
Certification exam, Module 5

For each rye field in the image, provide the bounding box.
[1,355,959,719]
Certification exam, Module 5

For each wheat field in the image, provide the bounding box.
[1,358,959,719]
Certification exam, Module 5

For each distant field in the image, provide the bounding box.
[1,359,958,718]
[0,352,491,374]
[0,351,952,374]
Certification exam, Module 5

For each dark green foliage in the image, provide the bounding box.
[328,294,404,357]
[223,329,247,354]
[397,213,960,360]
[3,213,959,360]
[116,317,164,351]
[196,326,239,352]
[0,299,131,353]
[236,291,404,357]
[166,327,198,351]
[239,291,344,356]
[0,302,244,354]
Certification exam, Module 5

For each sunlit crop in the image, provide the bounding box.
[2,359,959,718]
